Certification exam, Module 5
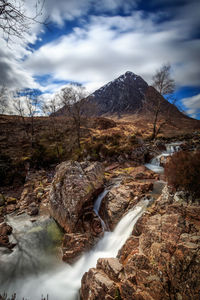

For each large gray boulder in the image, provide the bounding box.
[49,161,104,233]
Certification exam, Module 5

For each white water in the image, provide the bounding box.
[0,200,149,300]
[145,142,182,173]
[93,189,108,230]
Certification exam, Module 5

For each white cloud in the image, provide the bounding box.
[0,40,36,90]
[23,8,200,93]
[43,0,138,25]
[181,93,200,118]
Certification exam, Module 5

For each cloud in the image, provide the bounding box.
[43,0,138,25]
[23,6,200,93]
[0,43,36,90]
[181,93,200,118]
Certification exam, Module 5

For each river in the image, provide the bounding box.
[0,195,149,300]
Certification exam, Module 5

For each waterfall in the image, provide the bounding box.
[0,200,149,300]
[145,142,182,173]
[93,189,108,230]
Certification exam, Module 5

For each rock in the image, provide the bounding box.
[80,186,200,299]
[105,163,119,172]
[49,161,104,262]
[99,185,132,230]
[0,223,12,236]
[62,233,97,263]
[6,204,17,214]
[17,169,51,215]
[0,222,14,249]
[100,180,153,230]
[0,194,5,207]
[174,191,187,203]
[94,117,116,130]
[130,145,148,164]
[154,140,166,151]
[49,161,104,233]
[97,258,123,282]
[27,206,39,216]
[81,268,117,300]
[6,197,17,205]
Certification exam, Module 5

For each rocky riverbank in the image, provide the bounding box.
[80,186,200,300]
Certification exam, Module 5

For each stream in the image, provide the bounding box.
[145,142,182,173]
[0,193,149,299]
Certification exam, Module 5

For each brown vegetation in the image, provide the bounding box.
[165,150,200,198]
[0,113,199,187]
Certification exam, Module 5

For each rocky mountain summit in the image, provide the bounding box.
[87,71,186,119]
[88,71,148,115]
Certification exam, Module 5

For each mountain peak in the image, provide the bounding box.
[116,71,141,82]
[124,70,137,76]
[89,71,149,115]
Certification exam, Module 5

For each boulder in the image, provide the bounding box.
[0,222,14,249]
[49,161,104,233]
[100,179,153,230]
[81,268,118,300]
[27,203,39,216]
[62,233,97,263]
[99,185,133,230]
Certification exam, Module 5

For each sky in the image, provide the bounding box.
[0,0,200,119]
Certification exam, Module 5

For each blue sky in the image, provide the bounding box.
[0,0,200,119]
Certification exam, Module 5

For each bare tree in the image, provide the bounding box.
[59,83,88,149]
[24,88,41,146]
[42,97,63,159]
[0,85,8,114]
[151,64,175,139]
[0,0,46,42]
[13,88,41,144]
[42,97,62,116]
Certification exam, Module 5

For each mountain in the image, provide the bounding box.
[86,71,185,119]
[88,71,148,115]
[55,71,199,129]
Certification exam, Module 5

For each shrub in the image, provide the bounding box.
[165,150,200,198]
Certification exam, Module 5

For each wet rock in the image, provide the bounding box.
[62,233,97,263]
[27,205,39,216]
[6,204,17,214]
[0,222,14,249]
[81,268,117,300]
[80,186,200,300]
[97,258,123,282]
[100,179,153,230]
[99,185,132,230]
[49,161,104,233]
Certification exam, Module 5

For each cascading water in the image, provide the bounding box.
[0,199,149,300]
[145,142,182,173]
[93,189,108,230]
